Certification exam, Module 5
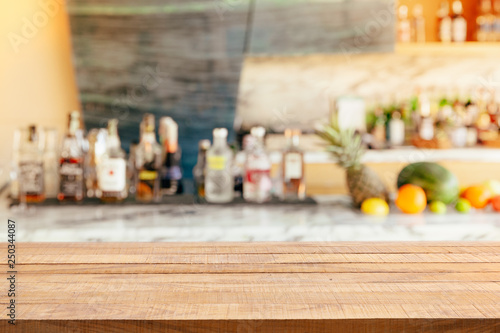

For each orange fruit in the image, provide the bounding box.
[396,184,427,214]
[461,185,491,209]
[491,195,500,212]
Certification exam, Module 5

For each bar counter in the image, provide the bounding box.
[1,242,499,332]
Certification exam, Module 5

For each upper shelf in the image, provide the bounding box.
[395,42,500,57]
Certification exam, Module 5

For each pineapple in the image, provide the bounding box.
[317,123,389,208]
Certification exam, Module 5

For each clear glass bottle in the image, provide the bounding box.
[397,5,411,43]
[58,111,85,202]
[18,125,45,203]
[159,117,183,196]
[437,1,452,42]
[193,139,211,199]
[135,114,162,202]
[494,0,500,41]
[243,127,272,203]
[43,128,59,199]
[98,119,128,202]
[282,129,305,201]
[205,128,234,203]
[411,4,426,43]
[389,112,406,146]
[452,0,467,43]
[477,0,495,41]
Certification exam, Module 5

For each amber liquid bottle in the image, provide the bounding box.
[58,111,85,202]
[135,114,162,202]
[18,125,45,203]
[282,129,306,201]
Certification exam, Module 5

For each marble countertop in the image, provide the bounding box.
[1,193,499,242]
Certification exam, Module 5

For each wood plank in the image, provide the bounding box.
[1,319,499,333]
[1,242,499,331]
[7,262,500,274]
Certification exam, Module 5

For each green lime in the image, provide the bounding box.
[455,198,472,214]
[429,201,447,214]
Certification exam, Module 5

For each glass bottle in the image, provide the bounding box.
[411,4,426,43]
[193,139,211,199]
[85,129,99,198]
[43,128,59,199]
[159,117,183,196]
[494,0,500,41]
[452,0,467,43]
[397,5,411,43]
[135,114,162,202]
[477,0,495,41]
[18,125,45,203]
[58,111,84,202]
[243,127,272,203]
[389,112,406,146]
[437,1,452,42]
[205,128,234,203]
[282,129,305,201]
[128,140,139,196]
[98,119,128,202]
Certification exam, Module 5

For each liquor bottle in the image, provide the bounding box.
[135,114,162,202]
[282,129,305,201]
[397,5,411,43]
[43,128,59,199]
[477,0,495,41]
[159,117,183,196]
[193,139,211,199]
[205,128,234,203]
[437,1,452,42]
[58,111,84,202]
[388,112,405,146]
[84,129,99,198]
[243,127,272,203]
[452,0,467,43]
[98,119,128,202]
[18,125,45,203]
[128,140,139,196]
[411,4,426,43]
[494,0,500,41]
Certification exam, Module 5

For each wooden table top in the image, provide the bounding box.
[2,242,500,332]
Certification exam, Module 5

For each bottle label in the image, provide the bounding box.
[284,153,303,180]
[439,18,452,42]
[139,170,158,181]
[99,158,126,192]
[60,161,83,197]
[19,161,44,195]
[207,156,226,171]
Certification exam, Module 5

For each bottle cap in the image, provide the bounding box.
[213,128,228,138]
[250,126,266,138]
[413,4,423,17]
[452,0,463,14]
[199,139,211,150]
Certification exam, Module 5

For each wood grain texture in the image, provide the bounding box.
[1,242,499,332]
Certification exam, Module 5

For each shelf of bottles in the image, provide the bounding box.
[398,0,500,43]
[11,113,307,206]
[366,88,500,150]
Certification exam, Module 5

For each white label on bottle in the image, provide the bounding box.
[98,158,126,192]
[440,18,452,42]
[284,153,303,180]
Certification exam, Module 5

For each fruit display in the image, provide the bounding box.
[460,185,492,209]
[395,184,427,214]
[317,123,389,208]
[397,162,459,204]
[361,198,390,217]
[491,196,500,212]
[429,201,447,214]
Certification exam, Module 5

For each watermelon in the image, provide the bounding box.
[397,162,459,204]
